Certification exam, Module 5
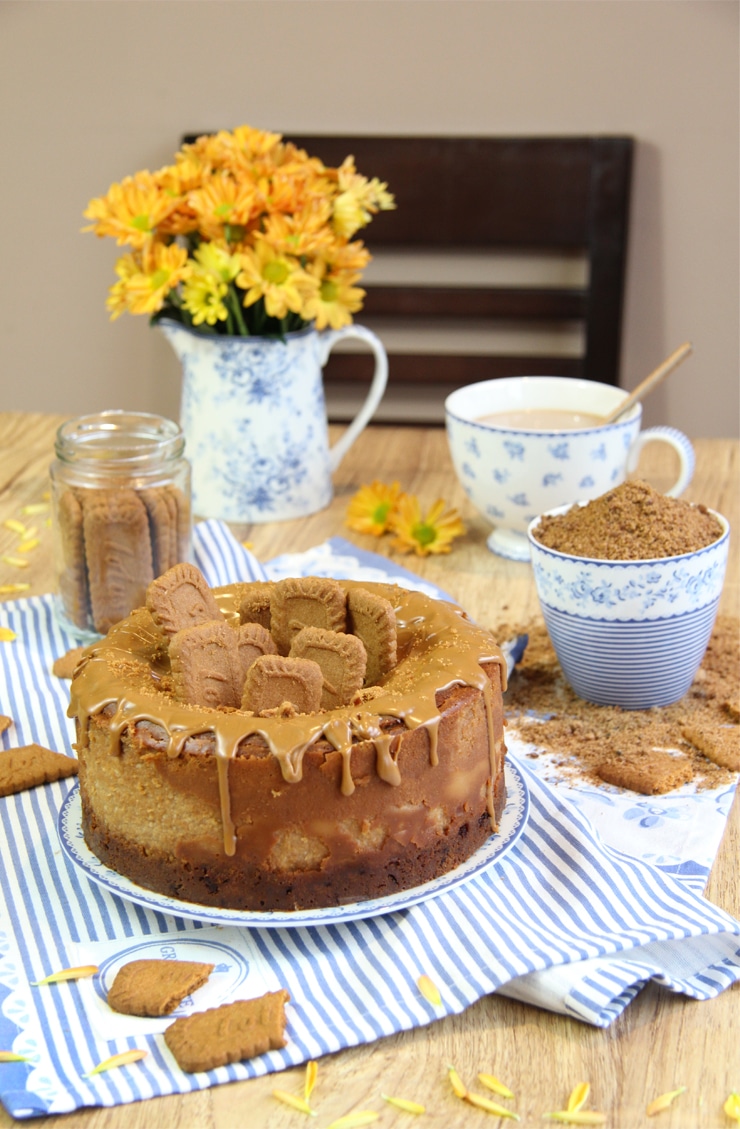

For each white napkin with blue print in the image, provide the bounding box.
[0,520,737,1120]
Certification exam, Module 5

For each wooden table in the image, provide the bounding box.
[0,414,737,1129]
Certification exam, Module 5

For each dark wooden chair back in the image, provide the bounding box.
[288,135,633,420]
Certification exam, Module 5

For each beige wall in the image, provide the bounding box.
[1,0,737,436]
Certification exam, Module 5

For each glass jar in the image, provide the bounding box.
[50,410,191,639]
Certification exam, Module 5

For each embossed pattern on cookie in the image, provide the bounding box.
[163,990,290,1073]
[237,622,278,679]
[170,619,243,708]
[147,563,222,638]
[347,587,397,686]
[241,654,323,715]
[270,577,347,654]
[83,490,154,634]
[290,626,367,709]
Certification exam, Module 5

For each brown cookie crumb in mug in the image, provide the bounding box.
[532,480,724,560]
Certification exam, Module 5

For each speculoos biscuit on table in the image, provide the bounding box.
[347,587,397,686]
[146,563,222,638]
[57,490,90,630]
[241,654,323,715]
[270,577,347,654]
[83,490,154,634]
[0,744,78,797]
[596,750,693,795]
[170,620,243,709]
[238,581,275,631]
[107,959,214,1017]
[164,990,290,1073]
[237,622,278,679]
[52,645,90,680]
[290,626,367,709]
[682,724,740,772]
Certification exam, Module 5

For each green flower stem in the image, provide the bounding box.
[227,284,249,336]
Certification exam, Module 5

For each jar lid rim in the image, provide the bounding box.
[55,410,185,466]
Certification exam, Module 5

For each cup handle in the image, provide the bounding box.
[319,325,389,472]
[626,426,695,497]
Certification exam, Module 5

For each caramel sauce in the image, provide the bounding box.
[69,582,505,855]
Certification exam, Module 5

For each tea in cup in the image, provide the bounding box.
[445,376,695,561]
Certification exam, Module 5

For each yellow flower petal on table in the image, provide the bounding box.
[466,1091,520,1119]
[724,1092,740,1122]
[568,1083,591,1112]
[382,1093,425,1114]
[0,627,16,642]
[272,1089,316,1116]
[32,965,98,986]
[0,1052,28,1063]
[447,1065,469,1099]
[85,1049,147,1076]
[543,1112,606,1125]
[345,480,402,537]
[416,974,442,1006]
[325,1113,379,1129]
[304,1060,318,1101]
[2,556,29,569]
[389,495,465,557]
[646,1086,686,1116]
[20,503,50,516]
[0,584,30,595]
[478,1073,515,1100]
[3,520,27,535]
[17,539,40,554]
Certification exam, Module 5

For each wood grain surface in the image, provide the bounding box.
[0,413,737,1129]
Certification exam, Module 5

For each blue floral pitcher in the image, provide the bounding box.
[160,320,388,522]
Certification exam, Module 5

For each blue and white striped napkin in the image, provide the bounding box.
[0,520,738,1119]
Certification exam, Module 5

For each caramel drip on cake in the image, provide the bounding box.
[69,583,506,853]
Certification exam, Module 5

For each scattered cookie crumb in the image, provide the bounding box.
[0,715,12,736]
[497,615,739,794]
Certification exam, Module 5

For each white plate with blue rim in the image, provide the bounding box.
[58,760,528,928]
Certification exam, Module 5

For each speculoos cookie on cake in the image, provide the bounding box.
[69,565,507,912]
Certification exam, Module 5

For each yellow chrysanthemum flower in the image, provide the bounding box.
[332,156,395,238]
[236,239,316,320]
[193,241,242,283]
[345,481,402,536]
[106,243,191,320]
[389,495,466,557]
[83,171,179,248]
[187,172,257,242]
[181,272,229,327]
[301,271,365,330]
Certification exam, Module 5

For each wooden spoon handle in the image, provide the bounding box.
[603,342,693,424]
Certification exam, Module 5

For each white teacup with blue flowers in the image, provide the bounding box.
[445,376,694,561]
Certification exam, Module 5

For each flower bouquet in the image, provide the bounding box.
[83,124,395,336]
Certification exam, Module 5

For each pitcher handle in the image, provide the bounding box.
[319,325,389,472]
[626,426,695,497]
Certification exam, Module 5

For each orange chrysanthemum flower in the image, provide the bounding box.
[187,172,258,242]
[345,481,402,536]
[389,495,466,557]
[83,171,179,248]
